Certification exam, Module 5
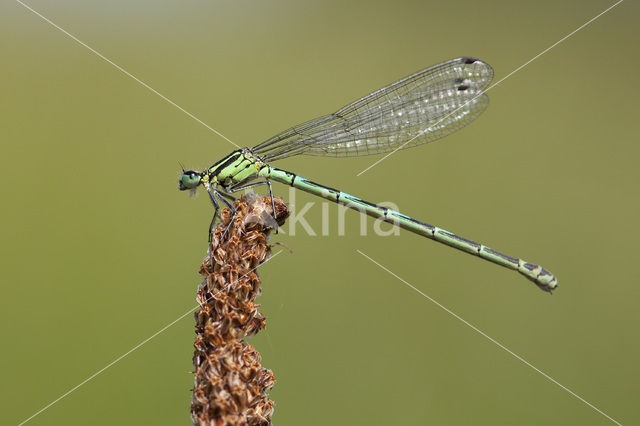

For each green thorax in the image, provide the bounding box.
[202,148,264,189]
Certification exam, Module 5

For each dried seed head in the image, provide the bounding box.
[191,195,288,425]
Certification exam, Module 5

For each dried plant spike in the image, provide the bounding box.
[191,194,289,426]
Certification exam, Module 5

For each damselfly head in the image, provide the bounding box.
[179,170,201,190]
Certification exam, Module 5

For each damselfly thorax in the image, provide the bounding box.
[202,148,264,190]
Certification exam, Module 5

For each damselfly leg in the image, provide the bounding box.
[205,183,237,244]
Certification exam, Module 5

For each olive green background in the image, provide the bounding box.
[2,1,638,425]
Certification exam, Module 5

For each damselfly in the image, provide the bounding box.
[179,57,558,292]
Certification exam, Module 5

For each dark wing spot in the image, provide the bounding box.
[454,78,464,84]
[462,57,477,64]
[457,85,469,91]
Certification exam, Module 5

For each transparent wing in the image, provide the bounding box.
[252,57,493,161]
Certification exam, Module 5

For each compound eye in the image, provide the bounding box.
[179,171,201,190]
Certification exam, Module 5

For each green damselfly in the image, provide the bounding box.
[179,57,557,292]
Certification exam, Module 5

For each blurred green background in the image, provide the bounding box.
[2,0,638,424]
